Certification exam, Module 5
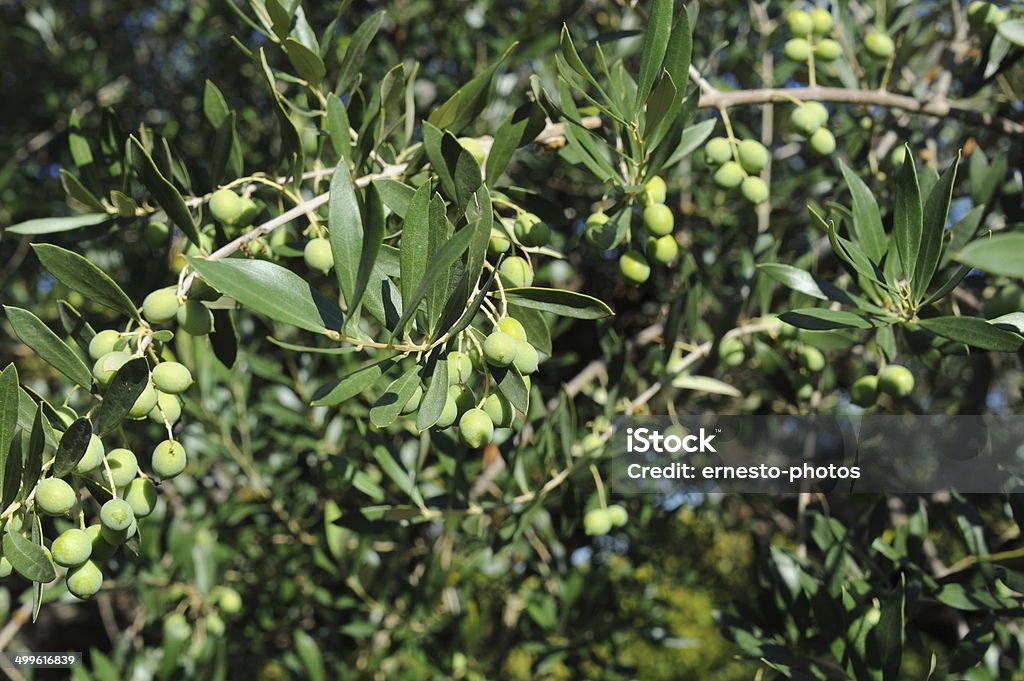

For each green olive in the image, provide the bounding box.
[741,176,770,205]
[483,331,519,367]
[619,250,651,286]
[814,38,842,61]
[152,362,193,394]
[88,329,123,360]
[152,440,188,479]
[142,288,181,324]
[713,161,745,189]
[737,139,770,174]
[642,203,674,237]
[304,238,334,274]
[35,478,76,516]
[865,31,895,59]
[786,9,814,37]
[176,300,214,336]
[52,528,92,568]
[584,508,613,536]
[209,189,244,224]
[784,38,812,61]
[878,365,914,398]
[641,176,667,205]
[647,234,679,265]
[810,8,833,34]
[459,408,494,448]
[809,128,837,156]
[704,137,733,166]
[499,256,534,288]
[850,375,879,407]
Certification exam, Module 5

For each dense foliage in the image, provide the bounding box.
[2,0,1024,679]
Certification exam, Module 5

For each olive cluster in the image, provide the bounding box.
[721,333,828,403]
[850,365,914,408]
[704,137,771,204]
[166,188,271,272]
[583,504,629,536]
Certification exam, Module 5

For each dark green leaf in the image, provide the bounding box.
[97,358,149,437]
[492,365,529,414]
[335,11,384,94]
[312,357,397,407]
[24,407,46,493]
[391,225,475,337]
[128,137,201,246]
[757,264,878,311]
[500,287,614,320]
[916,316,1023,351]
[634,0,672,115]
[369,367,421,428]
[3,532,55,583]
[53,418,92,478]
[328,160,362,311]
[59,170,106,213]
[32,245,138,320]
[913,156,959,301]
[400,184,432,309]
[780,308,893,330]
[203,80,230,128]
[428,43,516,135]
[293,631,326,681]
[374,178,414,218]
[838,160,886,263]
[893,146,923,282]
[0,365,18,472]
[350,182,385,317]
[3,307,92,389]
[188,256,344,335]
[416,359,448,430]
[258,48,304,173]
[326,95,351,162]
[486,101,547,185]
[285,37,325,86]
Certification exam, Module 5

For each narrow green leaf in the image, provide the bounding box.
[0,365,18,468]
[875,574,905,680]
[2,437,22,510]
[838,160,886,263]
[913,155,959,301]
[369,367,421,428]
[3,532,56,583]
[32,244,140,319]
[428,42,517,135]
[780,308,893,330]
[372,445,422,504]
[336,11,384,94]
[97,358,149,436]
[312,357,396,407]
[492,365,529,414]
[662,118,716,170]
[662,6,692,102]
[285,37,326,86]
[24,407,46,493]
[374,178,414,218]
[634,0,673,115]
[326,94,351,162]
[188,256,342,334]
[955,234,1024,278]
[416,360,448,430]
[757,264,875,310]
[128,136,201,246]
[893,146,923,282]
[328,161,362,310]
[293,631,326,681]
[203,80,230,128]
[59,170,106,213]
[400,184,432,309]
[391,225,475,338]
[916,316,1023,352]
[486,101,547,185]
[508,304,552,356]
[500,287,613,320]
[463,185,493,296]
[53,418,92,478]
[263,0,292,40]
[4,307,92,389]
[350,182,385,317]
[7,213,113,236]
[258,48,304,173]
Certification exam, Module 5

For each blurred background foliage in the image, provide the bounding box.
[1,0,1023,679]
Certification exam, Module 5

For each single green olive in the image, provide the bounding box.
[142,288,181,325]
[850,375,879,407]
[499,256,534,288]
[459,408,494,448]
[303,238,334,274]
[152,362,193,394]
[177,300,214,336]
[584,508,613,536]
[35,478,77,516]
[704,137,732,166]
[209,189,244,225]
[642,203,674,237]
[713,161,745,189]
[152,440,188,479]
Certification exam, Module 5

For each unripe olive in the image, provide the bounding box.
[878,365,914,398]
[799,346,826,372]
[85,524,116,563]
[125,477,158,517]
[482,393,514,427]
[891,145,907,168]
[809,128,837,156]
[850,375,879,407]
[164,613,191,641]
[209,189,244,224]
[142,287,181,324]
[810,8,833,34]
[76,435,105,475]
[143,221,170,249]
[177,300,214,336]
[580,433,605,455]
[741,176,770,205]
[584,508,613,536]
[513,342,540,375]
[499,256,534,288]
[704,137,732,166]
[206,612,226,637]
[92,351,132,386]
[789,105,823,136]
[0,557,11,578]
[786,9,814,37]
[447,351,474,384]
[304,238,334,274]
[641,176,667,205]
[642,203,674,237]
[148,391,183,424]
[66,560,103,600]
[619,250,651,286]
[805,102,830,126]
[101,517,136,546]
[483,331,519,367]
[720,337,745,357]
[459,408,494,448]
[865,31,895,59]
[213,585,243,615]
[52,528,93,568]
[35,478,76,516]
[647,235,679,265]
[457,137,485,164]
[607,504,628,527]
[814,38,842,61]
[88,329,123,360]
[106,448,138,487]
[723,351,745,367]
[152,440,187,479]
[795,381,814,402]
[738,139,770,174]
[238,197,261,227]
[713,161,745,189]
[488,228,511,254]
[100,498,135,532]
[497,317,528,341]
[784,37,812,62]
[401,385,422,414]
[514,213,550,247]
[128,382,158,419]
[435,395,459,429]
[152,361,193,394]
